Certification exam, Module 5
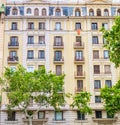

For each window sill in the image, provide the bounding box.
[52,119,66,123]
[74,119,88,123]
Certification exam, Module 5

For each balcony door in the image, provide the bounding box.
[56,65,62,76]
[77,65,82,76]
[76,51,83,60]
[10,51,17,57]
[55,51,62,61]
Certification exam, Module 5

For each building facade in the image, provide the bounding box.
[1,0,120,125]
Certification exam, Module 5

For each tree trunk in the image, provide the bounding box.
[28,116,32,125]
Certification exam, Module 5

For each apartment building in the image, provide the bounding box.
[1,0,120,125]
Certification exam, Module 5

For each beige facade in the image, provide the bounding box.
[1,0,120,125]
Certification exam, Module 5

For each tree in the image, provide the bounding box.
[70,92,92,125]
[100,16,120,117]
[0,65,66,125]
[101,16,120,68]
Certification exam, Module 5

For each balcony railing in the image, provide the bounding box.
[74,42,84,49]
[27,57,45,61]
[27,42,45,46]
[75,87,86,93]
[74,57,85,64]
[53,42,64,49]
[94,72,112,76]
[74,71,85,78]
[23,118,48,122]
[92,117,118,122]
[8,42,19,49]
[7,56,19,63]
[53,57,64,64]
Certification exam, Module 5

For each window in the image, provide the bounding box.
[102,23,108,30]
[38,50,45,59]
[104,9,109,16]
[34,8,39,16]
[94,80,101,89]
[7,111,16,121]
[104,65,111,74]
[27,66,34,72]
[94,65,100,74]
[77,80,83,91]
[75,23,81,30]
[77,111,85,120]
[55,8,61,16]
[55,111,63,121]
[91,23,98,30]
[75,8,81,16]
[27,8,31,14]
[104,50,109,59]
[39,36,45,44]
[97,9,101,16]
[39,22,45,30]
[105,80,112,88]
[42,8,46,16]
[10,51,17,57]
[27,50,34,59]
[54,51,62,61]
[93,50,99,59]
[117,9,120,16]
[10,36,18,46]
[75,51,83,61]
[56,65,62,76]
[54,36,63,46]
[38,111,45,119]
[95,96,101,103]
[55,22,61,30]
[77,65,83,76]
[12,8,18,15]
[103,38,107,44]
[28,36,34,44]
[28,22,34,29]
[11,22,17,30]
[92,36,98,44]
[89,8,94,16]
[10,66,16,71]
[95,111,102,118]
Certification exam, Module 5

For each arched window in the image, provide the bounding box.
[104,9,109,16]
[89,8,94,16]
[117,9,120,16]
[75,8,81,16]
[97,9,101,16]
[12,8,18,15]
[27,8,31,14]
[55,8,61,16]
[42,8,46,16]
[34,8,39,16]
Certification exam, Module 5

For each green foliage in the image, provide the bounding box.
[70,92,92,114]
[101,16,120,68]
[0,95,2,105]
[101,80,120,116]
[0,65,65,113]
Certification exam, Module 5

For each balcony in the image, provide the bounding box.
[92,117,118,122]
[94,72,112,77]
[74,57,85,64]
[89,103,104,109]
[53,57,64,64]
[8,42,19,49]
[75,87,86,93]
[27,57,45,62]
[7,56,19,64]
[53,42,64,49]
[5,119,18,125]
[74,71,85,78]
[74,42,84,49]
[27,42,45,47]
[23,118,48,123]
